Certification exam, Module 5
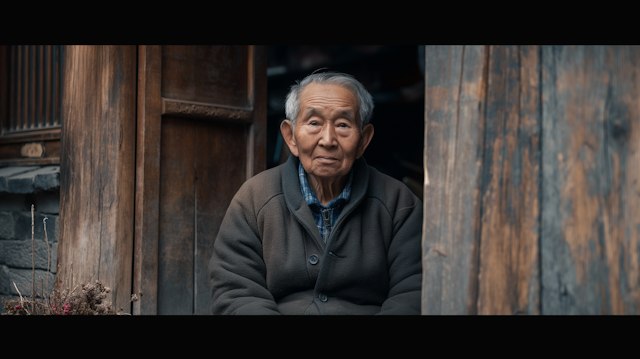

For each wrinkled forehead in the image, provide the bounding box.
[299,83,359,113]
[301,107,356,122]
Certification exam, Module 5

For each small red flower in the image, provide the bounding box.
[15,305,21,309]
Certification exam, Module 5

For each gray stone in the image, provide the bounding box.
[9,268,55,296]
[33,166,60,191]
[0,265,10,295]
[6,168,40,194]
[0,211,14,239]
[12,211,57,242]
[0,239,56,271]
[12,211,32,240]
[4,166,60,194]
[0,167,39,193]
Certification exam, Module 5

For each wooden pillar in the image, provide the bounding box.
[422,45,640,315]
[540,46,640,314]
[422,46,488,314]
[133,45,162,315]
[58,46,137,313]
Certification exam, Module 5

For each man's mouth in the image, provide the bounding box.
[315,156,339,163]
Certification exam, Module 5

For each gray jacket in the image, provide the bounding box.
[209,154,423,314]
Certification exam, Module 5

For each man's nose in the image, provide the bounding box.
[319,124,337,147]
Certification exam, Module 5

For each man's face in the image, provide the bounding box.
[283,82,373,181]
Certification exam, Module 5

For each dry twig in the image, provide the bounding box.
[31,204,35,310]
[1,205,143,315]
[44,216,50,296]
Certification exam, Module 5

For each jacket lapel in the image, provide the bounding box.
[326,156,369,245]
[282,154,326,250]
[282,154,370,250]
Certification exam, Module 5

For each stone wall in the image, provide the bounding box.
[0,166,59,313]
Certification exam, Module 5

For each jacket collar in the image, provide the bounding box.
[283,154,370,246]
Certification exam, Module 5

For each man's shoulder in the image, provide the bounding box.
[365,165,422,213]
[233,164,285,207]
[246,163,284,187]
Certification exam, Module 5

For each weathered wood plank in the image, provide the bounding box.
[422,45,488,314]
[541,45,640,314]
[248,45,268,179]
[161,46,251,109]
[157,116,196,315]
[133,45,162,315]
[193,121,247,314]
[58,45,136,313]
[0,139,59,161]
[161,98,253,122]
[0,46,8,135]
[152,46,266,315]
[476,46,541,315]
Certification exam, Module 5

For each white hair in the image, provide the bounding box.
[284,71,374,132]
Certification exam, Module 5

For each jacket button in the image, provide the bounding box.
[319,293,328,302]
[309,254,319,265]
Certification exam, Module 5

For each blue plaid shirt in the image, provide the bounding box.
[298,162,352,243]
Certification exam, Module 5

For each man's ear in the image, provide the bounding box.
[280,119,299,157]
[356,124,374,159]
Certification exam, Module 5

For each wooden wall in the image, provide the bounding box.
[58,46,137,312]
[59,45,266,315]
[138,46,266,315]
[422,45,640,314]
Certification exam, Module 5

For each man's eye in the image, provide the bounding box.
[310,121,319,126]
[338,123,348,128]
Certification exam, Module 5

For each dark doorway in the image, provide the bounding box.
[266,45,425,199]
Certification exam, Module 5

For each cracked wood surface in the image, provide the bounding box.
[541,46,640,314]
[58,46,137,313]
[423,45,639,314]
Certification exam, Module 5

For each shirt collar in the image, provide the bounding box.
[298,161,352,209]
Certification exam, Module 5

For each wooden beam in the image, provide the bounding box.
[422,45,488,314]
[161,98,253,123]
[477,45,541,315]
[541,45,640,314]
[58,45,137,313]
[248,45,267,180]
[133,45,162,315]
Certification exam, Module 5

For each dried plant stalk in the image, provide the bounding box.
[31,204,35,310]
[1,205,143,315]
[44,217,50,295]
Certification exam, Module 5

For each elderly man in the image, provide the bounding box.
[209,71,423,315]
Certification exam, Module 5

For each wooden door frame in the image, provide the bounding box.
[132,45,162,315]
[132,45,267,315]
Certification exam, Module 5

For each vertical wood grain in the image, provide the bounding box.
[422,45,638,315]
[193,121,247,314]
[58,45,137,313]
[0,46,7,134]
[422,45,488,314]
[151,46,266,315]
[133,45,162,315]
[477,46,541,315]
[541,45,640,314]
[157,117,196,314]
[249,46,267,178]
[161,46,251,109]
